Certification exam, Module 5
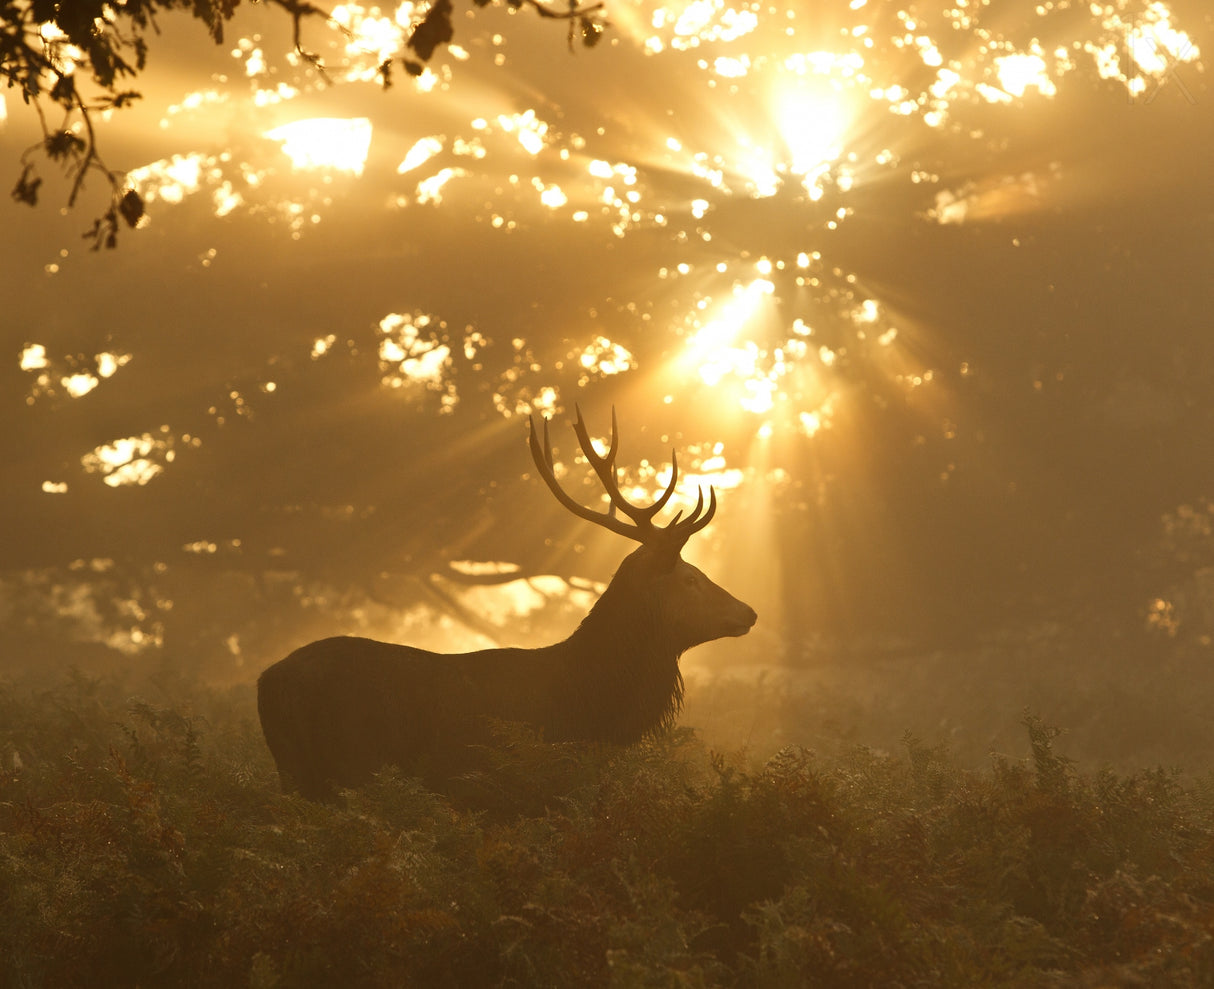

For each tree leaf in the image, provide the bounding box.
[11,165,42,207]
[581,16,604,48]
[407,0,454,62]
[50,73,76,105]
[119,190,145,228]
[44,130,87,161]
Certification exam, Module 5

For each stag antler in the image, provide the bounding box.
[529,405,716,551]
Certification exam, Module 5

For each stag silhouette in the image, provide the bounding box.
[257,408,757,800]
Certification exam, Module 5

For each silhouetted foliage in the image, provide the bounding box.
[3,670,1213,986]
[406,0,455,64]
[1,0,607,244]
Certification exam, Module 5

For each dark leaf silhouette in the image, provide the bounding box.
[407,0,455,62]
[11,165,41,206]
[118,190,144,228]
[105,90,143,110]
[49,73,76,104]
[44,130,87,161]
[3,0,604,244]
[581,15,603,47]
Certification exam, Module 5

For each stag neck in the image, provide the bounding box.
[563,557,685,665]
[554,593,685,744]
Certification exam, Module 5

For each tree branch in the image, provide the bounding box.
[3,0,610,244]
[521,0,605,20]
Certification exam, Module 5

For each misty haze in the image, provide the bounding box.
[3,1,1213,984]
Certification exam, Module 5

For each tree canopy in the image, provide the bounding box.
[2,1,1212,712]
[3,0,604,245]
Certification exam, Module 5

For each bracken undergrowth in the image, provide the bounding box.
[1,670,1212,987]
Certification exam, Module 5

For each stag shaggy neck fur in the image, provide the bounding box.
[549,548,687,745]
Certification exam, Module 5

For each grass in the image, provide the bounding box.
[2,668,1213,987]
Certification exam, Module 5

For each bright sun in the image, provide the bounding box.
[117,0,1203,458]
[263,117,374,174]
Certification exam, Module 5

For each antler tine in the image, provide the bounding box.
[569,404,661,532]
[649,449,679,516]
[571,403,621,493]
[530,408,720,551]
[579,404,691,527]
[609,406,621,463]
[607,406,622,521]
[660,484,717,552]
[542,411,555,467]
[529,411,641,541]
[687,485,718,532]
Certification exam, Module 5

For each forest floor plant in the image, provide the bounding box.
[1,667,1212,987]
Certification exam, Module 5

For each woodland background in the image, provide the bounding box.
[2,2,1214,980]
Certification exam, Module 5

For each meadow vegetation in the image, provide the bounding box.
[2,667,1213,987]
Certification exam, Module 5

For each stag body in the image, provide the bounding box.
[258,410,756,800]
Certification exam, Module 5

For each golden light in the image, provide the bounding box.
[397,136,444,175]
[330,3,407,82]
[416,167,464,205]
[63,373,100,398]
[8,0,1208,709]
[773,84,848,184]
[20,344,47,371]
[377,312,458,410]
[537,183,567,209]
[799,410,823,437]
[128,153,206,204]
[263,118,373,174]
[495,110,549,156]
[20,346,133,404]
[645,0,760,52]
[69,0,1202,486]
[1120,1,1200,83]
[682,278,774,388]
[81,431,175,487]
[574,337,636,384]
[993,51,1057,98]
[931,170,1054,225]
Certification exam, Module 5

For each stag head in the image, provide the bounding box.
[529,406,756,648]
